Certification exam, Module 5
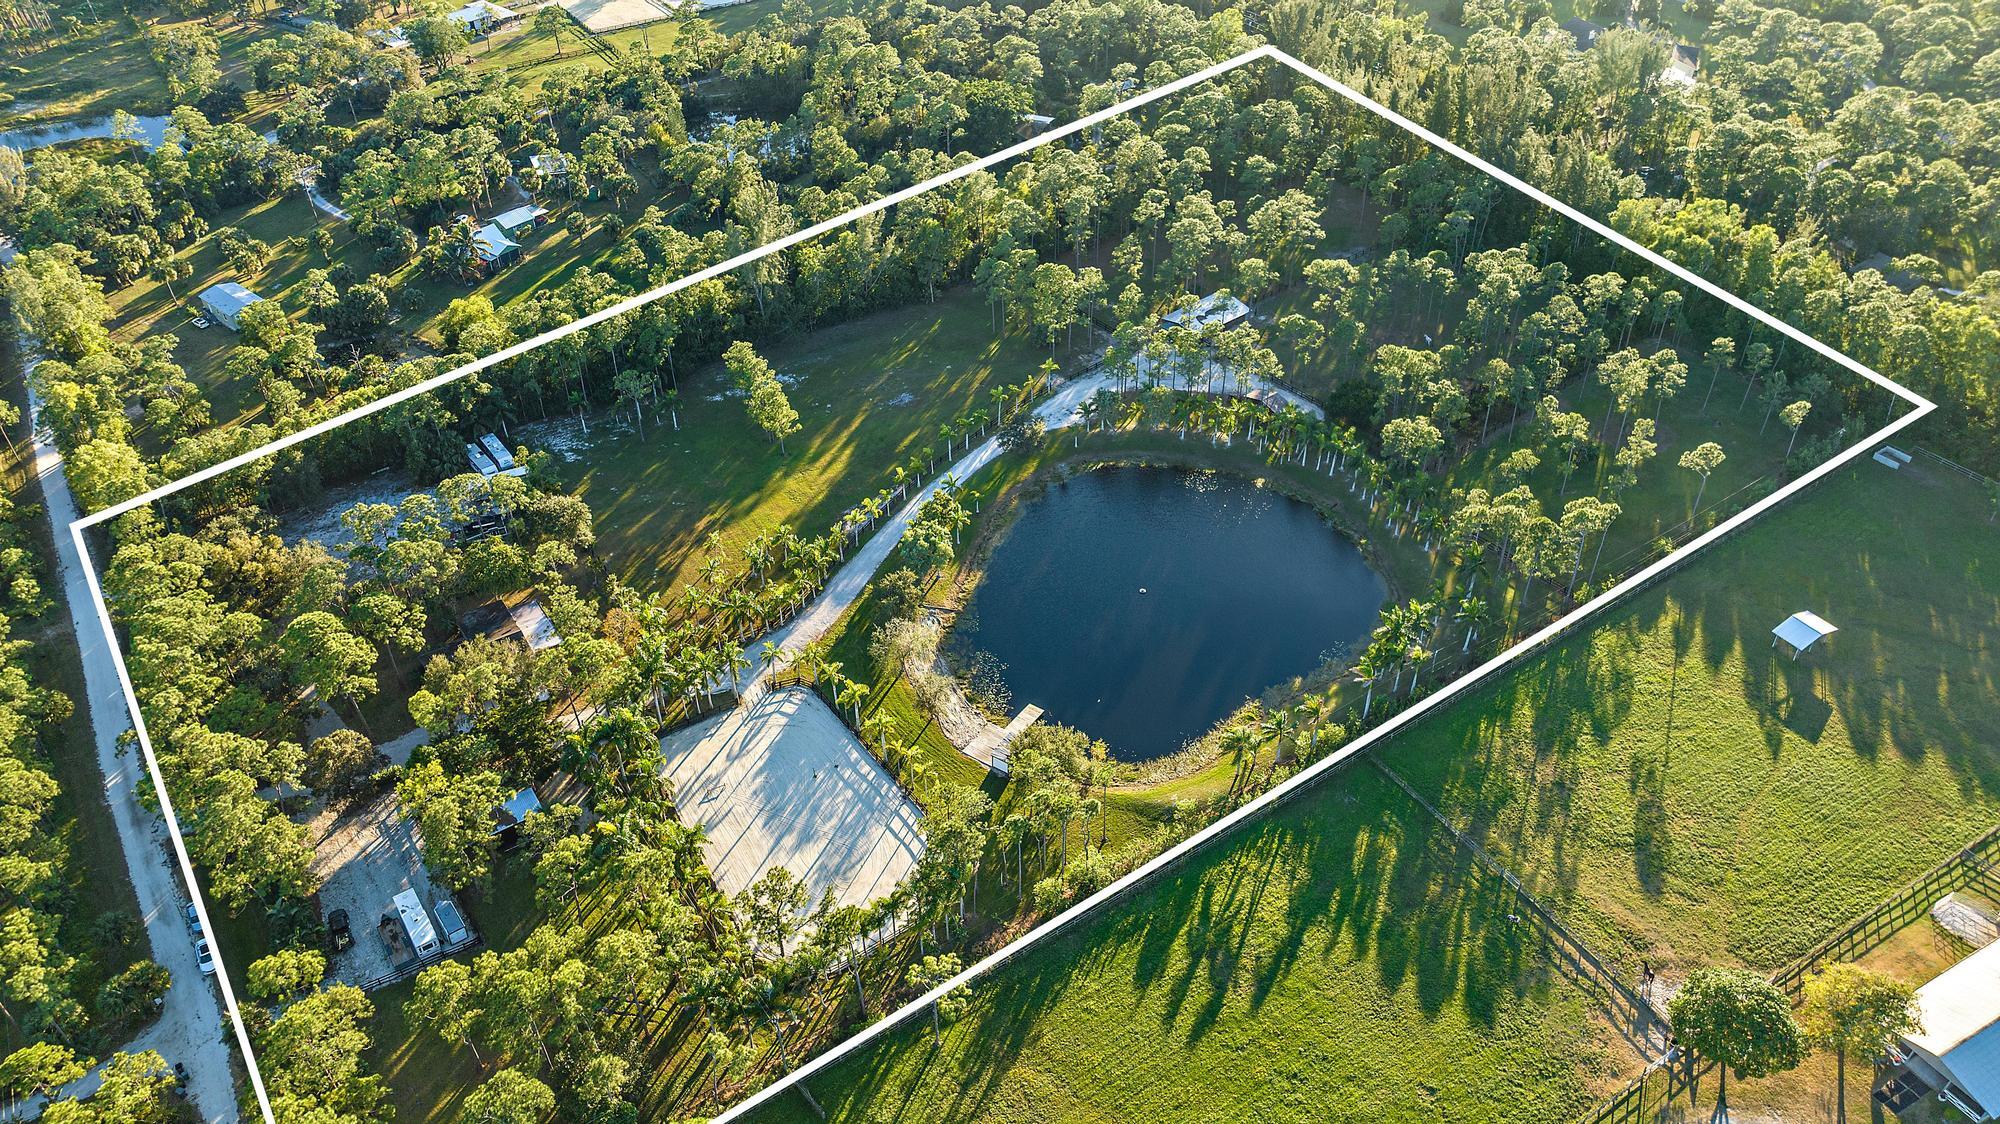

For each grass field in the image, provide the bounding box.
[731,441,1999,1122]
[745,765,1631,1123]
[553,286,1083,598]
[465,16,683,90]
[1382,455,2000,976]
[0,10,287,131]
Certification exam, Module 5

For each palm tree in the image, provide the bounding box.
[722,647,752,696]
[1351,647,1381,720]
[1075,397,1100,445]
[1256,708,1294,778]
[1454,595,1489,654]
[862,712,897,752]
[834,678,870,727]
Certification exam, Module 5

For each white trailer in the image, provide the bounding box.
[393,889,440,958]
[478,433,525,476]
[466,442,499,476]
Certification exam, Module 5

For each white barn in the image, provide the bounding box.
[1900,938,2000,1120]
[447,0,517,32]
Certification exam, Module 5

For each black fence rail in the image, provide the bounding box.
[1581,1049,1705,1124]
[359,931,484,992]
[1770,821,2000,997]
[1368,756,1672,1058]
[1577,820,2000,1123]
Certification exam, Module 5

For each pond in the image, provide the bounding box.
[950,465,1388,762]
[0,113,171,153]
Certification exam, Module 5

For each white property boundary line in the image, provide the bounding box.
[52,45,1927,1123]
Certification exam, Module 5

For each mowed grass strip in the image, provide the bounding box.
[747,767,1630,1124]
[1379,455,2000,976]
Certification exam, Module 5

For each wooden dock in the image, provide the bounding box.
[966,704,1042,774]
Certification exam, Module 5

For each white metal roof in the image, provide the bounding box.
[1160,292,1250,331]
[1906,938,2000,1115]
[448,0,515,24]
[471,223,518,262]
[198,281,263,315]
[507,597,561,650]
[490,204,547,230]
[494,787,543,833]
[1772,611,1838,652]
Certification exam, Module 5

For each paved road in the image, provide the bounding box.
[12,343,237,1121]
[738,366,1313,689]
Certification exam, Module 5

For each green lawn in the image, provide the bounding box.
[466,17,683,90]
[0,11,288,131]
[557,286,1081,598]
[747,766,1630,1124]
[736,441,1999,1123]
[1381,453,2000,977]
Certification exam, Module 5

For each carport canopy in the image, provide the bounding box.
[1772,611,1838,657]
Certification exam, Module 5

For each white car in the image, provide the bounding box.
[194,939,216,976]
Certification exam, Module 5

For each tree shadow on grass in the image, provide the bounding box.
[804,763,1602,1124]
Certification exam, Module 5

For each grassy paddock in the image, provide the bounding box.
[737,445,1998,1122]
[1380,456,2000,977]
[747,765,1632,1123]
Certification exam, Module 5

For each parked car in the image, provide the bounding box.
[327,908,353,953]
[183,902,202,937]
[432,899,470,947]
[194,939,216,976]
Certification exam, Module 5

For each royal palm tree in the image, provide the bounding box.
[1256,708,1294,778]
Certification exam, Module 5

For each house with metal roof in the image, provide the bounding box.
[490,204,549,237]
[448,0,517,33]
[198,281,265,330]
[1159,292,1250,332]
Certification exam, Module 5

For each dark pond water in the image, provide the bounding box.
[951,465,1387,762]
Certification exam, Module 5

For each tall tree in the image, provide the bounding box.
[1798,964,1919,1124]
[1669,967,1806,1121]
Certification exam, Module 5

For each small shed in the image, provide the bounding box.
[1771,611,1838,659]
[1898,938,2000,1120]
[463,594,562,651]
[198,281,265,330]
[1661,43,1699,86]
[1160,292,1250,332]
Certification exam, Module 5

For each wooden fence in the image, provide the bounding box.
[1576,820,2000,1123]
